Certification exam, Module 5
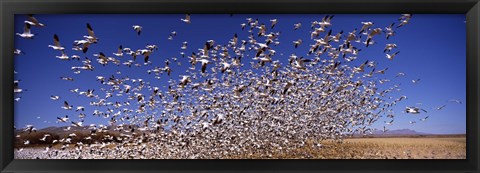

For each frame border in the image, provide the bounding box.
[1,0,479,173]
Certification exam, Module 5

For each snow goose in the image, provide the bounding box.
[85,23,99,43]
[57,115,69,123]
[61,101,73,110]
[113,45,123,57]
[386,51,400,60]
[359,22,373,34]
[270,19,277,29]
[133,25,142,35]
[293,39,302,48]
[50,95,60,100]
[48,34,65,51]
[293,22,301,30]
[181,14,191,23]
[25,14,45,27]
[16,23,35,39]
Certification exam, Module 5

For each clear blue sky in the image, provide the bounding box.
[14,14,466,134]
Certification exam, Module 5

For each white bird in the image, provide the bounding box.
[386,51,400,60]
[133,25,142,35]
[270,19,278,29]
[50,95,60,100]
[56,50,70,60]
[359,22,374,34]
[412,79,421,84]
[293,23,301,30]
[397,14,413,28]
[405,106,427,114]
[181,41,188,50]
[384,44,397,53]
[240,23,246,30]
[293,39,302,48]
[85,23,99,43]
[71,121,83,127]
[25,14,45,27]
[61,101,73,110]
[449,99,462,104]
[420,116,429,121]
[435,105,447,110]
[60,77,74,81]
[16,23,35,39]
[113,45,124,57]
[76,106,85,112]
[197,59,211,73]
[57,115,69,123]
[14,49,26,55]
[181,14,191,23]
[48,34,65,51]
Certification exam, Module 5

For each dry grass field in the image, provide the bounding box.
[228,136,466,159]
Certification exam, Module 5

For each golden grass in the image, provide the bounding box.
[227,137,466,159]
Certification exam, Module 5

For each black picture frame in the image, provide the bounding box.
[1,0,479,173]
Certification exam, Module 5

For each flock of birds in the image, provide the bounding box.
[14,14,462,159]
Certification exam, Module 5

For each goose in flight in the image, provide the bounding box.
[270,19,278,29]
[420,116,429,121]
[181,14,191,23]
[56,50,70,60]
[293,23,301,30]
[14,49,26,55]
[73,39,92,53]
[353,60,369,73]
[375,68,388,74]
[25,14,45,27]
[293,39,302,48]
[397,14,412,28]
[197,59,211,73]
[57,115,69,123]
[365,28,382,47]
[76,106,85,112]
[435,105,447,110]
[359,22,374,34]
[71,120,83,127]
[16,23,35,39]
[395,72,405,77]
[319,15,334,27]
[60,77,74,81]
[48,34,65,51]
[384,119,394,125]
[181,41,188,50]
[113,45,124,57]
[383,44,397,53]
[40,134,50,141]
[133,25,142,35]
[384,22,395,39]
[137,49,153,63]
[405,106,427,114]
[449,99,462,104]
[50,95,60,100]
[85,23,99,43]
[412,78,421,84]
[61,101,73,110]
[386,51,400,60]
[241,23,247,30]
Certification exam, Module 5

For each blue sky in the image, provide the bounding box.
[14,14,466,134]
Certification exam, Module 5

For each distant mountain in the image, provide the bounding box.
[372,129,430,135]
[351,128,432,137]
